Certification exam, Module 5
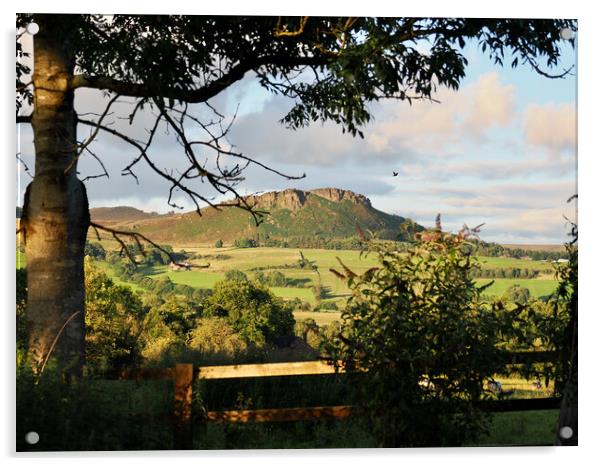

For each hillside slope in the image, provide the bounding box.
[90,188,415,245]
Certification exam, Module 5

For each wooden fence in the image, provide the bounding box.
[119,351,560,450]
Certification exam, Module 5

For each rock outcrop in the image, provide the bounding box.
[311,188,371,207]
[250,189,307,211]
[248,187,371,211]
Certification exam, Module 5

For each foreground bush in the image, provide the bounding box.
[327,225,515,447]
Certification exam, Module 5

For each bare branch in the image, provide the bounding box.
[16,152,33,179]
[89,221,209,269]
[78,95,304,230]
[64,93,120,175]
[80,146,110,182]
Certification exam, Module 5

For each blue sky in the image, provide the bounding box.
[16,31,577,245]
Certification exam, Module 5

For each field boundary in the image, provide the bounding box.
[118,352,559,449]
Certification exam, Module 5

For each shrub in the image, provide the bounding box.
[84,241,106,260]
[224,269,248,282]
[154,294,203,336]
[318,301,339,311]
[327,226,515,447]
[187,317,248,361]
[84,258,147,374]
[234,238,257,248]
[207,279,295,347]
[265,270,287,287]
[502,284,531,306]
[214,239,223,248]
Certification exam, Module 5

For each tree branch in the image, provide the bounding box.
[71,56,328,102]
[89,221,209,269]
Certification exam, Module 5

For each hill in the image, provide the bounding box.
[500,243,565,252]
[90,188,415,245]
[90,206,162,224]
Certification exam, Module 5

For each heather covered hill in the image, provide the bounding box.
[89,188,416,245]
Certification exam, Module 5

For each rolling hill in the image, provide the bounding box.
[89,188,416,245]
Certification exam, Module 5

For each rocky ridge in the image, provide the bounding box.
[248,188,371,211]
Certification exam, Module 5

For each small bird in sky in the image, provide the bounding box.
[392,171,399,177]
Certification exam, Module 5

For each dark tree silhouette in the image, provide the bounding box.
[16,14,575,378]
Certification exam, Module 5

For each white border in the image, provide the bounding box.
[3,2,600,465]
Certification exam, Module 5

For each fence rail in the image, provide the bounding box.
[118,351,559,450]
[198,360,338,379]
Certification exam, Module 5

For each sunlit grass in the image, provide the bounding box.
[477,278,558,298]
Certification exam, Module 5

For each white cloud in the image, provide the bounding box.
[523,102,576,156]
[365,71,517,155]
[460,72,516,139]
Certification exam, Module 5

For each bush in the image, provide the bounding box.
[214,239,223,248]
[224,269,248,282]
[187,317,248,361]
[84,258,147,374]
[265,270,287,286]
[318,301,339,311]
[327,227,515,447]
[84,241,106,260]
[502,284,531,306]
[16,354,172,451]
[207,279,295,347]
[234,238,257,248]
[154,294,204,336]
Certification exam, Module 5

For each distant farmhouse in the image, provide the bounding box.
[169,262,191,271]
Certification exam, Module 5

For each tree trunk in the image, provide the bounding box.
[23,15,89,375]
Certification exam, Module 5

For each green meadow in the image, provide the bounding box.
[162,246,559,300]
[93,246,560,315]
[477,278,559,298]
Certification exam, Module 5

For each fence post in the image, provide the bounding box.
[174,363,194,450]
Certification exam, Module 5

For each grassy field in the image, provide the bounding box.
[477,278,558,298]
[293,310,342,326]
[476,255,557,272]
[91,246,560,307]
[95,261,145,292]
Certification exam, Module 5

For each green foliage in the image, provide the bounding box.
[16,355,173,451]
[214,239,223,248]
[84,241,106,260]
[318,301,339,311]
[137,307,184,365]
[502,284,531,306]
[327,227,516,447]
[224,269,248,282]
[474,267,541,279]
[535,225,577,395]
[398,218,421,242]
[311,282,329,305]
[207,279,295,347]
[254,270,289,287]
[234,237,257,248]
[154,294,204,336]
[84,258,147,374]
[18,15,574,135]
[187,317,248,362]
